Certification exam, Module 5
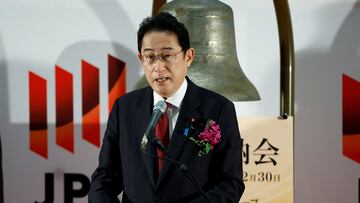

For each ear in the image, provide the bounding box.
[137,53,142,62]
[185,48,195,66]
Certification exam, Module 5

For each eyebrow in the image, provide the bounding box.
[142,47,175,52]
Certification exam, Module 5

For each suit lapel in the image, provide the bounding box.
[156,78,202,188]
[137,87,157,187]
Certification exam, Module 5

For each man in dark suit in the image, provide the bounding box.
[89,12,244,203]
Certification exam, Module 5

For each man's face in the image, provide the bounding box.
[139,31,194,98]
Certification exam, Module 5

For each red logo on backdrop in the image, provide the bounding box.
[28,54,126,159]
[342,74,360,164]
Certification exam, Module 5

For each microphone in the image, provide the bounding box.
[140,101,210,202]
[140,100,167,151]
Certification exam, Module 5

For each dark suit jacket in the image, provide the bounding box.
[89,78,244,203]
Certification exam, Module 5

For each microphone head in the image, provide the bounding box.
[154,100,167,113]
[141,135,148,151]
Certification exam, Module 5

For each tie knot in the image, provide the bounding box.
[165,101,172,110]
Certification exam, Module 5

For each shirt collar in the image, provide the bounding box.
[153,78,188,109]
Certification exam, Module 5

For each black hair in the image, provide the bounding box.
[137,12,190,53]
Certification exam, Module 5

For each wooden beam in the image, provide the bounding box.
[152,0,167,16]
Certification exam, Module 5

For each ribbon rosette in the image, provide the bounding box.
[189,119,221,156]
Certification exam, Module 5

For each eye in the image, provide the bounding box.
[162,54,171,59]
[144,55,155,60]
[143,54,156,63]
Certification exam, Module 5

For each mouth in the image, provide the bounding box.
[155,77,170,83]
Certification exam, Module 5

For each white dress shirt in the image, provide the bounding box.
[153,79,188,138]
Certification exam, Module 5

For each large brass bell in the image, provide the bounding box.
[136,0,260,101]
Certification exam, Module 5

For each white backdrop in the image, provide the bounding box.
[0,0,359,202]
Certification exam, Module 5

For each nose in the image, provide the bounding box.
[152,59,166,72]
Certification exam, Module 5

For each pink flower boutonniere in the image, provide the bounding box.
[189,119,221,156]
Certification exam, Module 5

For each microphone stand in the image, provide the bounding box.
[150,137,211,203]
